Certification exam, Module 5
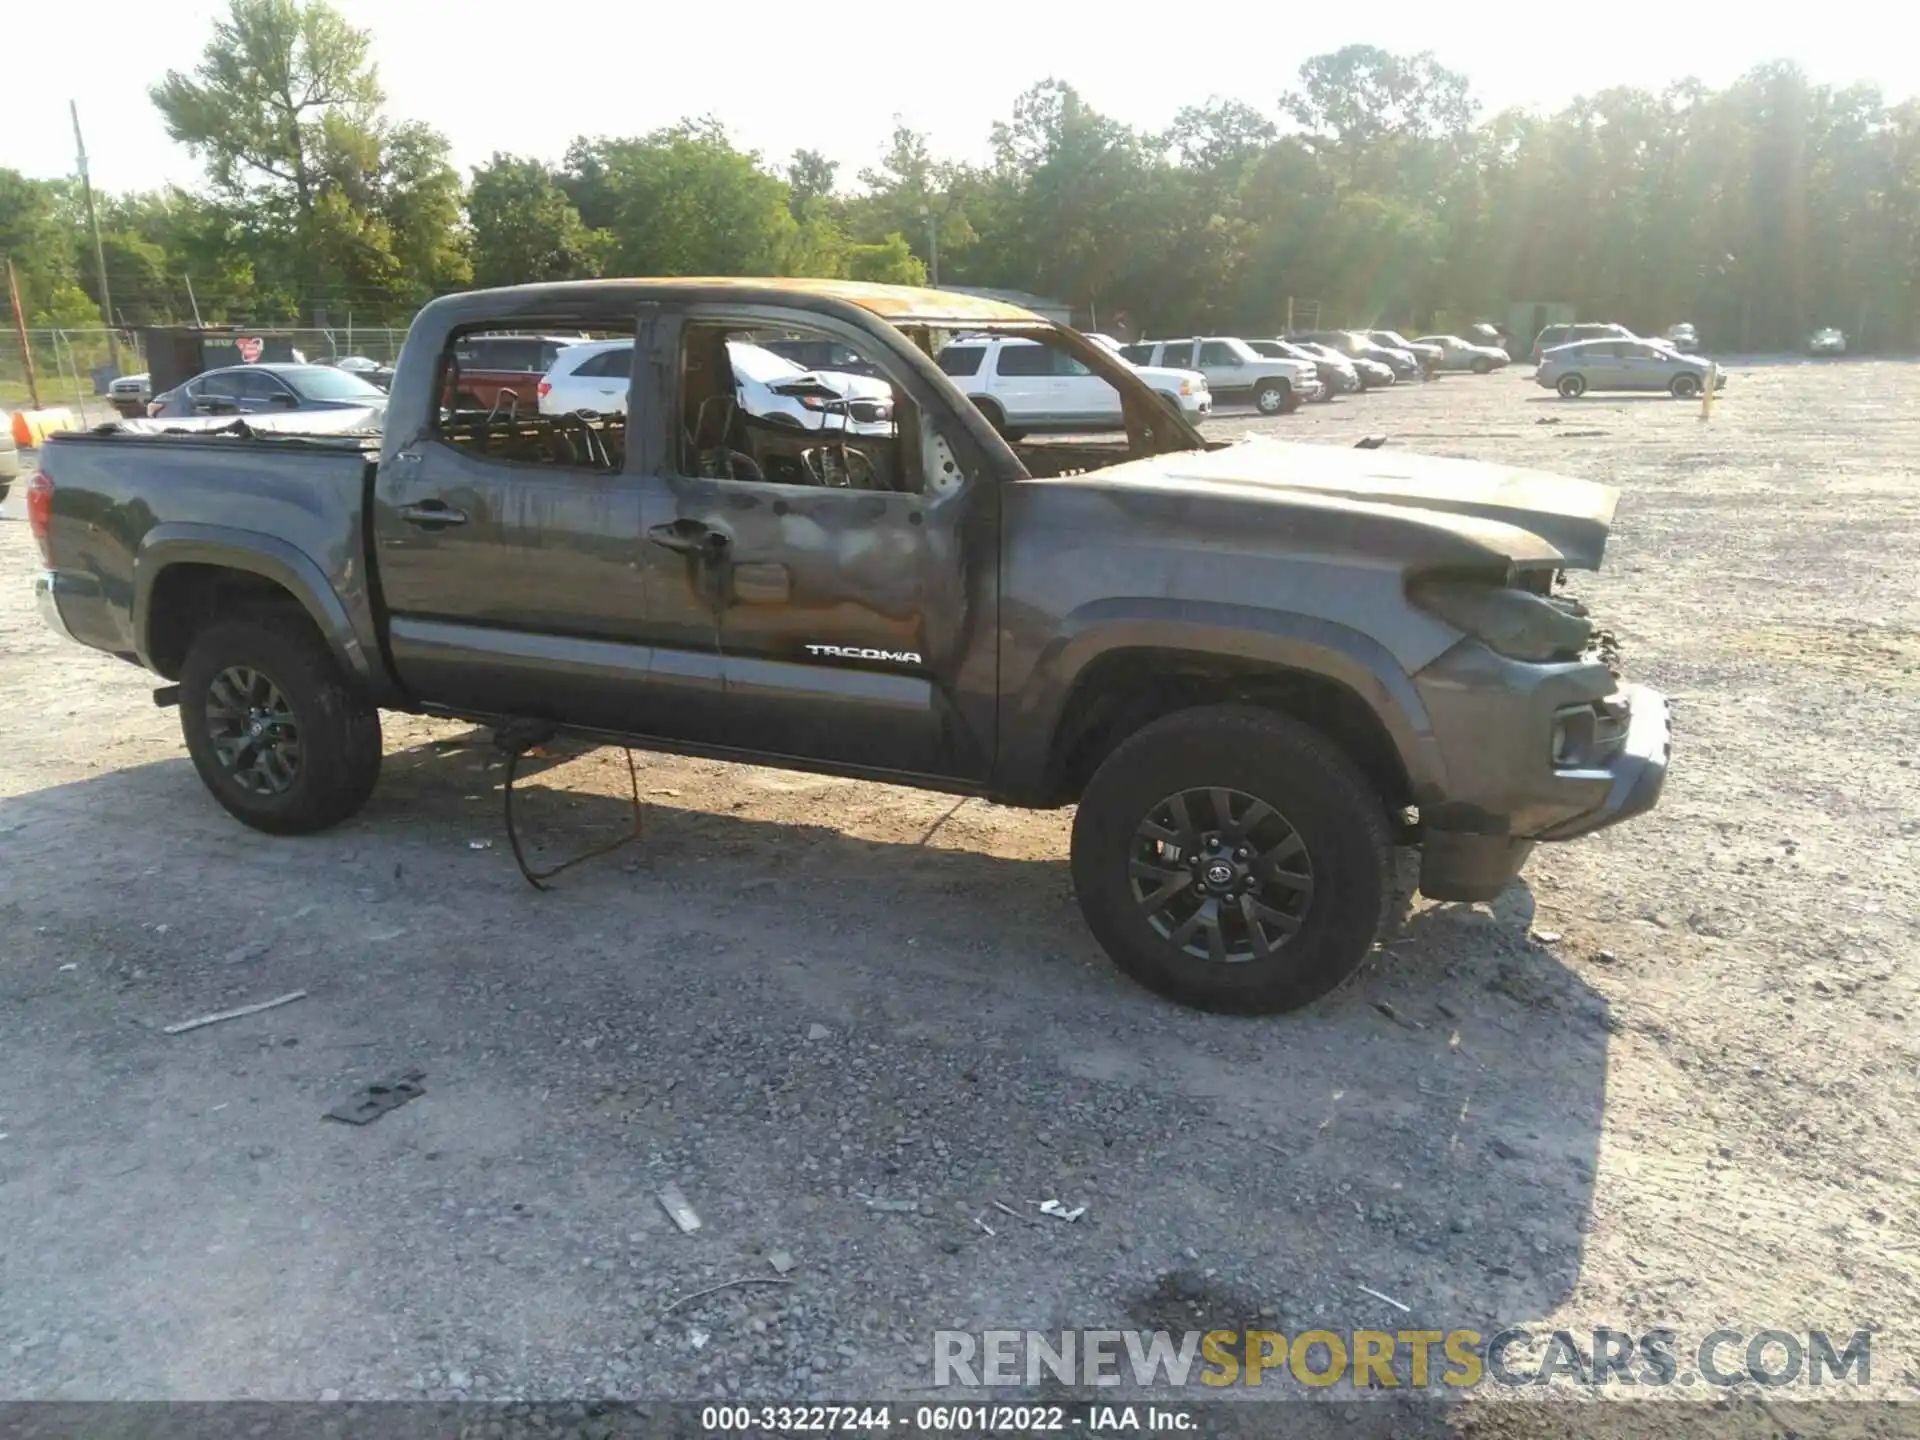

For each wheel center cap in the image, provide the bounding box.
[250,720,266,737]
[1204,861,1237,889]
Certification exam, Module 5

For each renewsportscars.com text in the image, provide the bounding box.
[933,1328,1872,1390]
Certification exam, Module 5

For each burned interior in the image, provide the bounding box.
[428,303,1205,489]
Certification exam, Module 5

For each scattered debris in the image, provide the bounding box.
[659,1277,795,1318]
[767,1249,797,1275]
[223,941,268,965]
[1358,1284,1411,1313]
[164,990,307,1035]
[806,1023,831,1042]
[324,1069,427,1125]
[1532,930,1563,945]
[1038,1199,1086,1223]
[1372,999,1421,1030]
[1434,1000,1459,1021]
[688,1329,710,1351]
[57,963,77,972]
[1594,949,1618,964]
[467,839,492,851]
[860,1195,918,1214]
[972,1214,996,1238]
[657,1182,703,1234]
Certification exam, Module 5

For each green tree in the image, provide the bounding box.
[469,154,607,288]
[563,121,801,276]
[152,0,464,318]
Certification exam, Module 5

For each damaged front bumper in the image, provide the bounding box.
[1411,638,1672,900]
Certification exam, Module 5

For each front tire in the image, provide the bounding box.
[1471,357,1493,374]
[1557,374,1588,398]
[180,612,383,835]
[1253,379,1293,415]
[1670,372,1702,397]
[1070,705,1392,1014]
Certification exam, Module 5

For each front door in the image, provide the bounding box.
[1195,340,1244,397]
[631,305,1001,782]
[372,315,653,731]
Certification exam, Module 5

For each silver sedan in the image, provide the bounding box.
[1415,335,1510,373]
[1535,338,1727,398]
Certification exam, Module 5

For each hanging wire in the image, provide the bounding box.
[500,743,645,891]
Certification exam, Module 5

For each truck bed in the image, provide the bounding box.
[35,428,380,674]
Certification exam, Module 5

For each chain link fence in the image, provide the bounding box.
[0,323,415,419]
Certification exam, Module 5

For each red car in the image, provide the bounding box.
[446,333,588,412]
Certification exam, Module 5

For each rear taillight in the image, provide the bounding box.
[538,381,551,398]
[26,470,53,563]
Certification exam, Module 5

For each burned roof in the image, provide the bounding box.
[424,278,1045,329]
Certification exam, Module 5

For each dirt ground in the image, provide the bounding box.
[2,363,1917,1426]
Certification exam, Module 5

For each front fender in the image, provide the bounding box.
[134,525,397,701]
[996,598,1447,801]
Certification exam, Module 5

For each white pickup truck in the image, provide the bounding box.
[935,335,1210,438]
[1120,337,1321,414]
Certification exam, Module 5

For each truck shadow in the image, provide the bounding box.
[1,729,1612,1410]
[378,733,1614,1361]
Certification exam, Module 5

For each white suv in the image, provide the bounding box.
[1119,337,1320,414]
[539,338,893,433]
[935,336,1209,437]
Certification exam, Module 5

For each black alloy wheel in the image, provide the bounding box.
[1128,786,1315,964]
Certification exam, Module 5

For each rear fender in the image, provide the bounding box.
[134,525,396,701]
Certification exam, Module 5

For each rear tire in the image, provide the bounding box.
[1670,372,1702,398]
[180,612,383,835]
[970,395,1023,441]
[1557,374,1588,398]
[1070,705,1392,1014]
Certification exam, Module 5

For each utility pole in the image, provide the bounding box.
[920,204,940,288]
[183,273,203,327]
[7,258,42,409]
[70,101,120,373]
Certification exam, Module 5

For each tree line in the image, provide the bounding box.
[4,0,1919,353]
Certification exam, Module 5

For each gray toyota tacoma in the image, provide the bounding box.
[28,279,1669,1014]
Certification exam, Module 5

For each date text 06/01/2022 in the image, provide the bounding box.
[699,1403,1197,1431]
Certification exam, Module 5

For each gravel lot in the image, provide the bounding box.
[2,362,1917,1425]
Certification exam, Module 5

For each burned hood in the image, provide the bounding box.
[1091,437,1619,570]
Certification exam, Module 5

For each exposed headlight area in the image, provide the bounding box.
[1407,576,1595,662]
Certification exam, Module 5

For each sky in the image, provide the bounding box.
[15,0,1918,196]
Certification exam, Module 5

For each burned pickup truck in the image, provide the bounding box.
[29,279,1669,1014]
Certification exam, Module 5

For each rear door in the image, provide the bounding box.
[989,341,1060,422]
[373,311,652,730]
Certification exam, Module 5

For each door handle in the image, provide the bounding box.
[397,500,468,528]
[647,520,729,557]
